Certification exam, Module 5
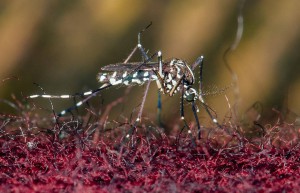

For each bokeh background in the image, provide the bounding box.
[0,0,299,127]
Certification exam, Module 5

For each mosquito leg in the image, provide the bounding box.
[152,69,165,93]
[56,29,143,117]
[197,56,221,128]
[150,50,168,126]
[178,78,195,143]
[169,75,184,97]
[191,55,204,71]
[129,22,159,122]
[124,45,139,63]
[157,89,162,126]
[138,22,152,60]
[201,101,222,128]
[151,68,166,126]
[58,84,112,116]
[28,89,104,99]
[156,50,163,126]
[136,79,151,122]
[180,79,185,120]
[191,101,201,139]
[158,51,163,77]
[198,55,204,96]
[136,22,165,125]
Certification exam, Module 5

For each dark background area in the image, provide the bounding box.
[0,0,299,126]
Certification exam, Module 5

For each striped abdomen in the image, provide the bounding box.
[97,70,157,86]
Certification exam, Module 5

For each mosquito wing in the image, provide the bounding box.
[101,62,159,72]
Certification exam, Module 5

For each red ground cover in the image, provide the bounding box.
[0,119,299,193]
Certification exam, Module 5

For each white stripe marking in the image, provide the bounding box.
[158,51,162,56]
[113,79,122,85]
[172,80,177,86]
[83,91,92,96]
[29,95,39,98]
[143,71,149,77]
[99,74,107,82]
[151,75,157,79]
[61,95,71,98]
[109,78,116,85]
[132,79,142,84]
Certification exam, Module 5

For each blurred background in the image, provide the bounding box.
[0,0,299,127]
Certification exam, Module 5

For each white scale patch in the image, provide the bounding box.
[151,74,157,79]
[61,95,71,98]
[114,79,122,85]
[109,78,116,85]
[112,72,117,77]
[99,73,107,82]
[167,74,172,81]
[101,70,157,86]
[132,79,142,84]
[172,80,177,86]
[83,91,92,96]
[143,71,149,77]
[166,84,172,90]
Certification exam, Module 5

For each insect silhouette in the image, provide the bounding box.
[29,23,221,139]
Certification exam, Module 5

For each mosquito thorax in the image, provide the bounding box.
[168,59,194,84]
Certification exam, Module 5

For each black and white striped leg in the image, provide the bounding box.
[28,84,112,116]
[58,84,112,116]
[158,50,163,77]
[179,78,194,137]
[197,56,221,128]
[137,22,152,60]
[157,89,162,126]
[192,101,201,139]
[180,79,185,120]
[136,79,151,122]
[134,23,166,123]
[28,90,97,99]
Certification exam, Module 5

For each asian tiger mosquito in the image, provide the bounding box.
[28,22,221,139]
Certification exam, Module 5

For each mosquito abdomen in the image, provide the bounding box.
[97,70,157,86]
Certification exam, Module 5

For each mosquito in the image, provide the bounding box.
[28,23,221,139]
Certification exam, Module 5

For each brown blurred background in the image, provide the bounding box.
[0,0,299,126]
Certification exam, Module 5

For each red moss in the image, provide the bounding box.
[0,120,300,193]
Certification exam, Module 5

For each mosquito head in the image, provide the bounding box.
[184,87,198,102]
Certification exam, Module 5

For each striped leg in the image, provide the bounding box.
[134,22,163,123]
[28,90,98,99]
[196,56,222,128]
[28,45,141,116]
[58,84,111,116]
[179,78,198,139]
[56,40,147,116]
